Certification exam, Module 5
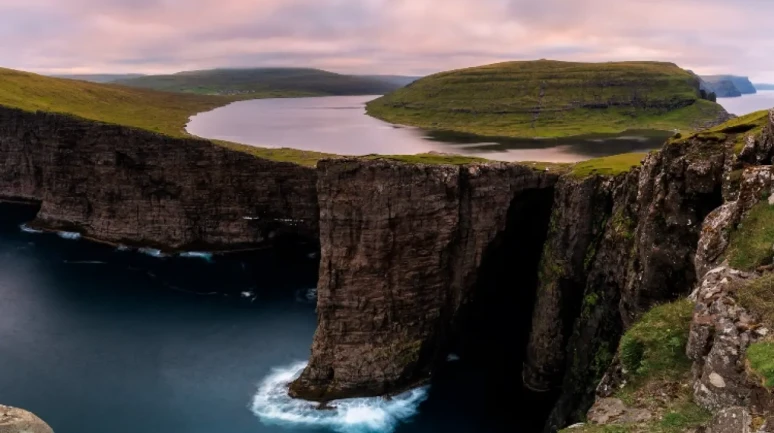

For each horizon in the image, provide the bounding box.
[3,0,774,81]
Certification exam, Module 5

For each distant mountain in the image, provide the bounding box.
[701,75,757,97]
[114,68,405,97]
[52,74,145,83]
[355,75,421,87]
[754,83,774,91]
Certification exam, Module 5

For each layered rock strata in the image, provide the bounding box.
[289,158,558,400]
[0,106,319,250]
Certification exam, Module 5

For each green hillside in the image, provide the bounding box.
[115,68,402,96]
[0,67,233,136]
[367,60,728,138]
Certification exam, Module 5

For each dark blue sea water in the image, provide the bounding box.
[0,204,520,433]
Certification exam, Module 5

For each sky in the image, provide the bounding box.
[2,0,773,80]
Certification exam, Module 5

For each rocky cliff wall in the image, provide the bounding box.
[289,158,558,401]
[0,106,319,250]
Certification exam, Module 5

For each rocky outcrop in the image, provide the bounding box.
[289,158,558,401]
[0,106,318,250]
[0,405,53,433]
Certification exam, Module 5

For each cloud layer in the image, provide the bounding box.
[2,0,772,79]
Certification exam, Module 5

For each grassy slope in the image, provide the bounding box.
[561,300,710,433]
[367,60,727,138]
[115,68,401,96]
[0,67,335,165]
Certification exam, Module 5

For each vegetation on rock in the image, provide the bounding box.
[561,300,709,433]
[367,60,728,138]
[619,300,694,380]
[726,201,774,271]
[747,342,774,388]
[569,153,648,178]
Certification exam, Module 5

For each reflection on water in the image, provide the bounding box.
[186,96,671,163]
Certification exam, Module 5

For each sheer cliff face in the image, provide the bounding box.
[0,107,318,249]
[526,133,728,431]
[289,158,558,401]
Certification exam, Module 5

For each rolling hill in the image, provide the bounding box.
[114,68,409,96]
[366,60,729,138]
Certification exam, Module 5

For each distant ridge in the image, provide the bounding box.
[700,75,757,97]
[114,68,415,97]
[52,73,146,83]
[754,83,774,91]
[367,60,729,138]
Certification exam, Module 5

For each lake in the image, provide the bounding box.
[717,90,774,116]
[0,203,528,433]
[186,96,671,162]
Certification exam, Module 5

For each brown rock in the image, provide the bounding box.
[0,405,53,433]
[0,106,318,250]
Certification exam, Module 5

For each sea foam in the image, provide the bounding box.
[57,231,81,240]
[179,251,214,262]
[250,362,428,433]
[19,224,43,234]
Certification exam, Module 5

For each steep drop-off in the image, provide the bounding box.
[367,60,729,138]
[289,158,558,400]
[0,106,318,250]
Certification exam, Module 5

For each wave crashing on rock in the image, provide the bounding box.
[250,361,428,433]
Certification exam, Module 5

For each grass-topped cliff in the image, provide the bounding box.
[114,68,404,97]
[367,60,728,138]
[0,67,230,136]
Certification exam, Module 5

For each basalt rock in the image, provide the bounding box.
[289,158,558,401]
[0,106,318,250]
[0,405,53,433]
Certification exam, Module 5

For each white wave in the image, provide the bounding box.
[116,245,131,252]
[446,353,460,362]
[139,247,166,258]
[64,260,106,265]
[251,362,428,433]
[57,231,81,240]
[19,224,43,234]
[179,251,213,261]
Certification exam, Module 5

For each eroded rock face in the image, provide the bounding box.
[523,176,614,392]
[695,166,772,276]
[289,158,558,401]
[701,407,753,433]
[0,405,53,433]
[0,107,319,250]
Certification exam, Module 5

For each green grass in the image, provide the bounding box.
[670,109,769,154]
[0,67,347,165]
[0,67,235,137]
[115,68,401,96]
[570,153,648,178]
[561,300,709,433]
[736,273,774,327]
[364,153,489,165]
[367,60,727,138]
[619,300,694,379]
[726,202,774,271]
[747,342,774,388]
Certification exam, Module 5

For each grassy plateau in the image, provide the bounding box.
[367,60,728,138]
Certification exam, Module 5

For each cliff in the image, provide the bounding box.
[702,74,758,97]
[288,111,770,431]
[0,106,319,250]
[367,60,729,138]
[289,158,558,400]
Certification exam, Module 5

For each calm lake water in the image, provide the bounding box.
[717,91,774,116]
[0,204,523,433]
[187,96,671,162]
